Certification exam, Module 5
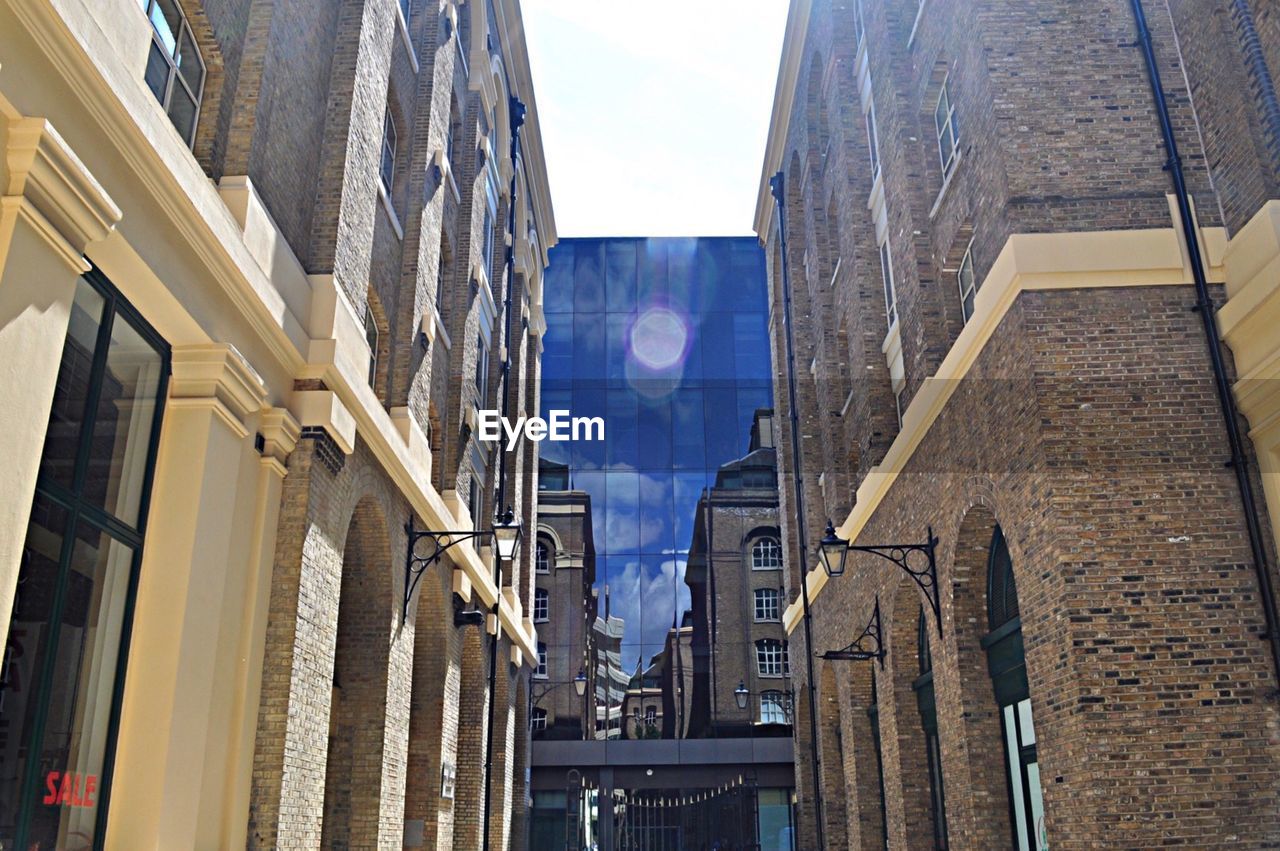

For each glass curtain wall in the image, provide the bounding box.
[539,237,775,741]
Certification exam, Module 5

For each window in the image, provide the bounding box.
[853,0,866,50]
[142,0,206,147]
[0,271,169,848]
[364,306,379,388]
[984,526,1046,851]
[530,708,547,731]
[756,639,786,677]
[380,108,397,195]
[866,102,881,181]
[751,537,782,570]
[934,75,960,179]
[645,706,656,725]
[474,336,489,406]
[436,240,449,312]
[754,588,780,622]
[482,206,497,279]
[399,0,411,24]
[914,607,949,848]
[536,540,551,573]
[761,690,790,725]
[535,642,548,678]
[869,674,889,848]
[879,240,897,329]
[468,471,482,530]
[534,588,549,622]
[957,242,977,323]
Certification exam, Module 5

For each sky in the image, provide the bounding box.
[521,1,789,238]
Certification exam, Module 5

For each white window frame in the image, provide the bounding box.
[866,101,881,182]
[756,639,785,677]
[760,690,790,725]
[879,240,897,329]
[853,0,866,51]
[535,541,551,573]
[530,708,547,731]
[957,241,977,323]
[754,588,780,622]
[533,588,549,623]
[751,538,782,571]
[364,306,379,388]
[934,74,960,179]
[142,0,206,148]
[535,642,548,678]
[381,108,397,196]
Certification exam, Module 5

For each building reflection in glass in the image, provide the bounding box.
[535,237,788,742]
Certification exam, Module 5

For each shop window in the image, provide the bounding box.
[141,0,205,147]
[0,271,169,849]
[982,526,1046,851]
[751,537,782,570]
[914,606,949,848]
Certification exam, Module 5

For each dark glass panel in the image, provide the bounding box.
[703,386,740,467]
[543,244,575,313]
[700,312,735,380]
[39,279,104,490]
[605,241,638,313]
[84,296,164,527]
[144,42,169,101]
[573,241,605,314]
[671,388,706,470]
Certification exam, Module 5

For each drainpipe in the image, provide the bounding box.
[1229,0,1280,170]
[482,93,526,851]
[1129,0,1280,692]
[769,170,827,849]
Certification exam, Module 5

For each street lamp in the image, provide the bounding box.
[818,520,848,578]
[402,507,523,621]
[734,681,749,710]
[574,668,588,697]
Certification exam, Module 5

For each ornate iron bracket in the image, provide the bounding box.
[847,527,941,627]
[403,515,490,622]
[820,597,885,667]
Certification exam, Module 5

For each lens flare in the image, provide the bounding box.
[629,307,688,371]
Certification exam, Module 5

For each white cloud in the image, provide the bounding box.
[524,0,789,236]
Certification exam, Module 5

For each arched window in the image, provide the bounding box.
[533,588,549,623]
[535,540,551,573]
[914,606,949,848]
[751,537,782,570]
[142,0,206,147]
[983,526,1045,851]
[760,690,790,725]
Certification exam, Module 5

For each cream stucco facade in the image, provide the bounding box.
[0,0,554,847]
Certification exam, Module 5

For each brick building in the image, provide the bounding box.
[756,0,1280,848]
[531,459,595,741]
[684,409,794,738]
[0,0,554,848]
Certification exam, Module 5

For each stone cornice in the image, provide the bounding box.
[753,0,812,243]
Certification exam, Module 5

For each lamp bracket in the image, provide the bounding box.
[847,526,941,627]
[820,597,885,667]
[404,515,492,621]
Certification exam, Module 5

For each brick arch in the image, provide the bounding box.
[321,495,398,848]
[840,658,887,849]
[887,577,937,847]
[405,561,457,848]
[943,498,1015,848]
[817,662,850,850]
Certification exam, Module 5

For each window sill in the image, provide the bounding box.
[928,149,963,220]
[533,618,549,624]
[394,3,420,73]
[378,183,404,240]
[751,566,783,572]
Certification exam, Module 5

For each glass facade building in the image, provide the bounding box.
[533,237,795,850]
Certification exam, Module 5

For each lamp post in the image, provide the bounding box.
[768,169,826,850]
[529,669,590,739]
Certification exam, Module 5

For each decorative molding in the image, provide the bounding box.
[169,344,268,438]
[258,407,302,465]
[5,117,121,254]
